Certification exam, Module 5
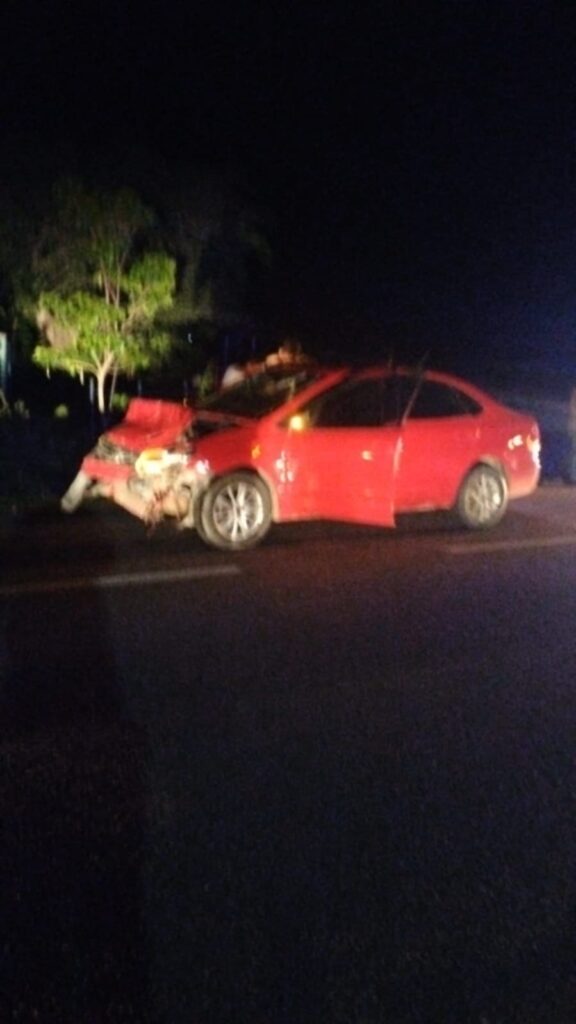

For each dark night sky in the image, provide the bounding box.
[2,0,576,379]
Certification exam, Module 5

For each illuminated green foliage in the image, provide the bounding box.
[33,183,176,412]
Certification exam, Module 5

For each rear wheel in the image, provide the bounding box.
[198,472,272,550]
[456,465,508,529]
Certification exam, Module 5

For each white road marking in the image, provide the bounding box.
[446,534,576,555]
[0,564,241,597]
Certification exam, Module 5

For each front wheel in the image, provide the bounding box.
[456,465,508,529]
[198,472,272,550]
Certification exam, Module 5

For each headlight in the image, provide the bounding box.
[134,448,189,477]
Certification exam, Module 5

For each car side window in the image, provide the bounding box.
[402,379,482,419]
[303,378,386,428]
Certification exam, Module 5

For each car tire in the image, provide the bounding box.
[456,464,508,530]
[198,471,272,550]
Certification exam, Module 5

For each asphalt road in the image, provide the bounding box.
[1,486,576,1023]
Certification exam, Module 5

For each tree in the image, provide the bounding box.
[33,184,176,412]
[1,156,274,405]
[34,253,175,414]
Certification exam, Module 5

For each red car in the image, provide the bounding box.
[62,365,541,550]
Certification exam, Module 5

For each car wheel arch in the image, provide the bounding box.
[468,454,508,481]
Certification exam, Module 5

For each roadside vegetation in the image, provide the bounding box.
[0,143,273,512]
[32,182,176,414]
[0,142,272,413]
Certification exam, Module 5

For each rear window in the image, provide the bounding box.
[399,378,483,419]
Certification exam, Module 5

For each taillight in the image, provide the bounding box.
[506,427,541,465]
[526,431,541,464]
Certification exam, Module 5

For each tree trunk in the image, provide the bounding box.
[96,369,107,414]
[96,354,115,414]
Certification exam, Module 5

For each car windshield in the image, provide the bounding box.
[198,367,323,419]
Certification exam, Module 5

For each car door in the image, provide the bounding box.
[393,376,483,510]
[277,373,401,525]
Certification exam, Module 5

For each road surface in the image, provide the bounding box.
[1,485,576,1023]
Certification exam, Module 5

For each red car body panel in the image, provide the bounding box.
[192,367,540,525]
[73,367,540,533]
[105,398,193,450]
[263,420,398,525]
[81,456,134,482]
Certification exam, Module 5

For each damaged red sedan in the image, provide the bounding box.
[61,365,541,551]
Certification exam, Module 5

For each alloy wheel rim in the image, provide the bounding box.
[466,473,502,523]
[212,481,265,542]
